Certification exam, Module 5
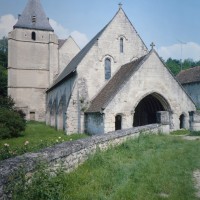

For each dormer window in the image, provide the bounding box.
[32,16,36,23]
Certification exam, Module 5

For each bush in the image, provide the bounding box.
[0,108,26,139]
[0,95,15,110]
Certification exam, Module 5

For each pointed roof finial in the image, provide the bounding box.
[150,42,155,49]
[118,2,123,9]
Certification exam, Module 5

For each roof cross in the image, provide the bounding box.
[118,2,123,9]
[150,42,155,49]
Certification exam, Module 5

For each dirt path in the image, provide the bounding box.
[182,135,200,198]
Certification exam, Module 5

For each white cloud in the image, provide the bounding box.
[49,19,70,39]
[0,15,89,49]
[71,31,89,48]
[158,42,200,61]
[0,14,17,38]
[49,19,89,48]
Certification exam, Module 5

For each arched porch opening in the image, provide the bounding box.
[133,93,171,127]
[115,115,122,130]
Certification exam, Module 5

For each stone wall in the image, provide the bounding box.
[0,124,165,199]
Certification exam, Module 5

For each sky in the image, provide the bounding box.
[1,0,200,61]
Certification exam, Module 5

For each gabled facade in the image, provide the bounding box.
[58,37,80,74]
[86,50,196,134]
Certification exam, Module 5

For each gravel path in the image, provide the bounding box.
[182,135,200,198]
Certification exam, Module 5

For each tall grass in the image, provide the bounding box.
[10,134,200,200]
[0,121,87,160]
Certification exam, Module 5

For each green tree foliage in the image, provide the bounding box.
[0,96,26,139]
[0,37,8,97]
[165,58,181,75]
[0,108,26,139]
[165,57,200,76]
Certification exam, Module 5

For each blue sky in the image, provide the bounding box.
[1,0,200,61]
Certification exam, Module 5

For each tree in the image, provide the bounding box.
[165,58,200,76]
[0,96,26,139]
[0,37,8,97]
[165,58,181,75]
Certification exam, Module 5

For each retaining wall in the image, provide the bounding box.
[0,124,167,199]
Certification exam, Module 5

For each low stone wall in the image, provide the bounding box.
[0,124,166,199]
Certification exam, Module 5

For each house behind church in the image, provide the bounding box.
[177,66,200,109]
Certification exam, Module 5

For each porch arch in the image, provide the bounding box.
[133,92,171,127]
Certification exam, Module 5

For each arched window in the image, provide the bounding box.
[120,38,124,53]
[32,32,36,41]
[105,58,111,80]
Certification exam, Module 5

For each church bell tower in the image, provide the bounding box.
[8,0,59,121]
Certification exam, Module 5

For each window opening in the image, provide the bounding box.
[32,32,36,41]
[105,58,111,80]
[30,112,35,121]
[120,38,124,53]
[115,115,122,130]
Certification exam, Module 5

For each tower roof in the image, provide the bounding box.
[14,0,54,31]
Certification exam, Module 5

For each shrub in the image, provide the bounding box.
[0,108,26,139]
[0,95,15,110]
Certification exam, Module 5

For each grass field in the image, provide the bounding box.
[0,121,87,160]
[10,133,200,200]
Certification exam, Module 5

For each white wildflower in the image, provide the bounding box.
[24,141,29,146]
[4,143,9,147]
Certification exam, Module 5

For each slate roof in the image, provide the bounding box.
[86,54,148,113]
[176,66,200,84]
[14,0,53,31]
[58,39,67,49]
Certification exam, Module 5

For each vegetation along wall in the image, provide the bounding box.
[0,124,168,199]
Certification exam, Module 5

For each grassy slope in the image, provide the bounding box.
[12,134,200,200]
[0,122,87,160]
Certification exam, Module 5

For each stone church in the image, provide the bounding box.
[8,0,199,135]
